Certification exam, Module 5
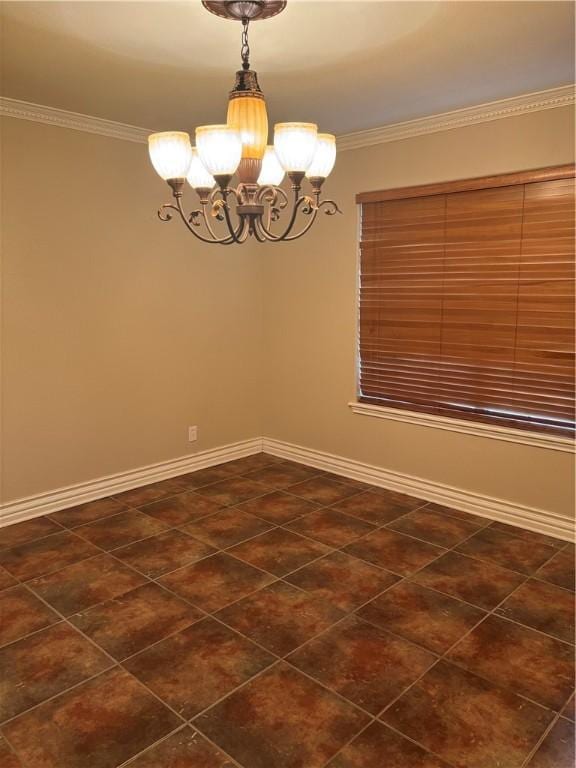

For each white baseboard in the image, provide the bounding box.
[0,438,263,529]
[263,438,575,543]
[1,435,573,543]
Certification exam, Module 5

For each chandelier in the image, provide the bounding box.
[148,0,340,245]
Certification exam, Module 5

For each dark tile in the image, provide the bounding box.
[177,465,241,489]
[244,463,319,489]
[114,530,215,578]
[0,567,17,591]
[285,476,360,505]
[358,580,485,654]
[496,578,575,644]
[331,491,423,525]
[0,531,100,581]
[536,548,575,591]
[285,551,399,612]
[70,582,201,660]
[372,488,428,510]
[124,617,274,719]
[448,614,575,711]
[329,721,452,768]
[139,492,222,527]
[318,472,372,491]
[0,736,22,768]
[219,453,284,474]
[0,623,111,722]
[49,498,128,528]
[159,553,273,613]
[237,490,320,524]
[113,478,187,506]
[489,521,568,550]
[562,693,575,721]
[127,727,235,767]
[389,507,482,547]
[229,528,329,576]
[2,667,181,768]
[383,660,554,768]
[194,477,269,506]
[216,581,343,656]
[195,663,369,768]
[75,510,169,551]
[286,509,375,548]
[290,615,434,714]
[28,553,147,616]
[182,508,273,549]
[0,517,62,550]
[0,586,60,646]
[344,529,444,576]
[526,717,575,768]
[412,550,525,610]
[456,528,557,575]
[421,502,490,527]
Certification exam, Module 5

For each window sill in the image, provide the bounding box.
[348,401,575,453]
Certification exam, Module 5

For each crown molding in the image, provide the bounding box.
[0,97,151,144]
[1,84,574,150]
[336,85,575,151]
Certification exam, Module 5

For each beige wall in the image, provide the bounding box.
[2,107,574,520]
[262,107,576,519]
[1,118,263,502]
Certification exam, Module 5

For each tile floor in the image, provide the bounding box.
[0,452,574,768]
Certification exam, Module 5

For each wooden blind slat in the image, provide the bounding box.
[358,166,576,435]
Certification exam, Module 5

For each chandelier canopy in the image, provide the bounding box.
[148,0,340,245]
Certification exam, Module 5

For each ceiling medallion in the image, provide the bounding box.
[148,0,340,245]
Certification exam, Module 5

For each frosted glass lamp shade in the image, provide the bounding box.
[227,95,268,160]
[196,125,242,177]
[257,146,285,186]
[274,122,318,173]
[148,132,193,180]
[306,133,336,179]
[186,148,216,190]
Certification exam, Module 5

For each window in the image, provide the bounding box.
[357,165,575,436]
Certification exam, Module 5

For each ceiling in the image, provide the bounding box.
[1,1,574,135]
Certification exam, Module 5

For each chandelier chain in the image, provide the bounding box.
[241,19,251,70]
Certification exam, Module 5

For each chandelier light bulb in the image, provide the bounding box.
[186,148,216,190]
[227,95,268,162]
[148,132,193,180]
[273,123,318,173]
[196,125,242,177]
[306,133,337,180]
[257,146,285,186]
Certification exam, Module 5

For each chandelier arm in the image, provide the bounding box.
[172,197,240,245]
[158,203,179,222]
[256,192,315,241]
[278,207,319,241]
[256,186,289,229]
[239,220,254,243]
[251,217,269,242]
[199,200,238,244]
[280,198,342,240]
[220,191,245,243]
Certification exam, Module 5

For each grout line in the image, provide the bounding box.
[116,723,190,768]
[0,611,66,651]
[0,663,118,730]
[370,720,461,768]
[519,710,567,768]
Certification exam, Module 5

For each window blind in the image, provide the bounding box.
[357,165,575,436]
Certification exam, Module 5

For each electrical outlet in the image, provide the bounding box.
[188,426,198,442]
